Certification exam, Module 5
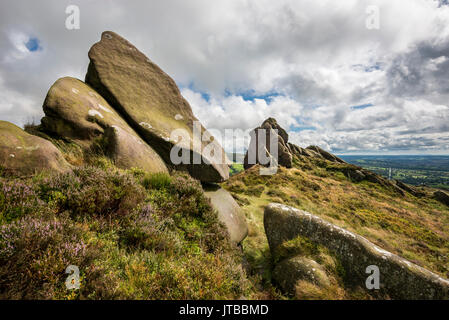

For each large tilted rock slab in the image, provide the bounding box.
[204,186,248,244]
[264,203,449,300]
[85,31,229,182]
[0,121,71,176]
[42,77,168,174]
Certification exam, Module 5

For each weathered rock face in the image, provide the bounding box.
[264,203,449,300]
[204,186,248,244]
[42,77,168,174]
[0,121,71,176]
[434,190,449,206]
[243,118,349,171]
[244,118,293,169]
[272,256,330,295]
[394,180,425,198]
[347,169,366,182]
[306,146,345,164]
[85,31,228,182]
[42,77,105,141]
[327,162,406,195]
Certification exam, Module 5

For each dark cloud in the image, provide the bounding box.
[387,37,449,103]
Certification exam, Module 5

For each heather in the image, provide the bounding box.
[0,166,250,299]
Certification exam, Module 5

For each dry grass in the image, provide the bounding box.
[223,158,449,284]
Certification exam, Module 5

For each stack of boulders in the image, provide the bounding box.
[243,118,293,169]
[243,118,346,170]
[2,31,229,182]
[0,31,247,243]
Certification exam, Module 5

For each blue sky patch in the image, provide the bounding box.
[200,92,210,102]
[240,91,281,102]
[364,64,381,72]
[351,103,374,110]
[352,63,382,73]
[223,89,282,102]
[181,82,211,102]
[25,38,41,52]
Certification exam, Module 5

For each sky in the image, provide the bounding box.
[1,0,449,155]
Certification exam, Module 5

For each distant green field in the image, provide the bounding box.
[229,163,244,176]
[227,153,245,176]
[340,155,449,191]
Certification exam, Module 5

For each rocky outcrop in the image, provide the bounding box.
[347,168,366,182]
[394,180,425,198]
[243,119,412,197]
[288,143,317,158]
[42,77,168,174]
[85,31,229,183]
[0,121,71,176]
[244,118,348,171]
[326,162,406,195]
[264,203,449,300]
[204,186,248,244]
[434,190,449,206]
[306,145,345,164]
[244,118,293,169]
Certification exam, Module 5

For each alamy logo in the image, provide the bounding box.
[65,265,80,290]
[245,129,279,176]
[169,121,279,176]
[365,5,380,30]
[65,5,80,30]
[365,265,380,290]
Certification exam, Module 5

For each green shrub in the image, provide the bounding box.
[244,185,265,197]
[119,204,181,253]
[227,180,246,194]
[230,163,244,176]
[35,166,145,218]
[0,179,46,223]
[142,172,172,190]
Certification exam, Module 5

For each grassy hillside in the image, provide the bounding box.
[223,155,449,298]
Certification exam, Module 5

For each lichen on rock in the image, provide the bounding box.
[41,77,168,174]
[0,121,71,177]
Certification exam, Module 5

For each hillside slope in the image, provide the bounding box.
[223,156,449,298]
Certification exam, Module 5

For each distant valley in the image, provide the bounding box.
[339,155,449,191]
